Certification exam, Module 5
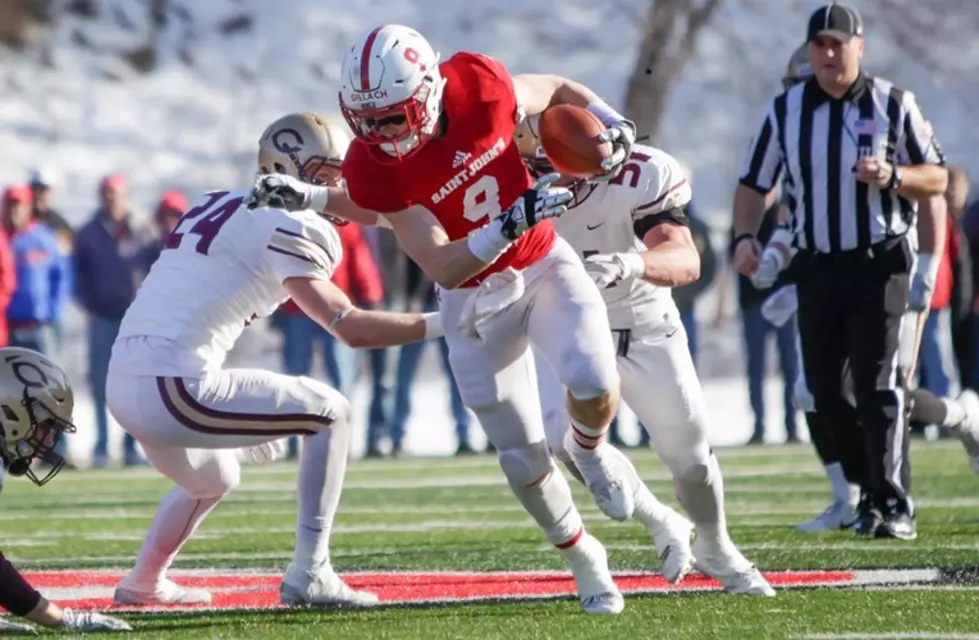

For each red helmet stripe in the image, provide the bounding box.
[359,26,384,91]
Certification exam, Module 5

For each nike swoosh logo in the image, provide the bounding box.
[586,222,604,231]
[665,327,678,338]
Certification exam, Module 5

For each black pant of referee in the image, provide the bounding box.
[795,236,915,536]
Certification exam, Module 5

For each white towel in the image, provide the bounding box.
[761,284,799,328]
[457,268,526,344]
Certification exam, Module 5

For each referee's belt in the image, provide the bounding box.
[798,235,905,263]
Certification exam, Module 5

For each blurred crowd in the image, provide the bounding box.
[0,163,973,467]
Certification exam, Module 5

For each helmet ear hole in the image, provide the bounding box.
[274,163,288,174]
[2,405,19,423]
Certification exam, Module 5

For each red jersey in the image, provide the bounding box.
[342,51,556,288]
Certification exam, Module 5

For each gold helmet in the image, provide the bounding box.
[513,114,555,178]
[0,347,75,486]
[783,43,814,90]
[257,113,352,183]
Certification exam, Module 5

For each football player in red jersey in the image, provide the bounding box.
[249,24,642,614]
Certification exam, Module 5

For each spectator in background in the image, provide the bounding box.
[671,163,717,369]
[729,192,800,444]
[361,226,403,457]
[74,174,155,468]
[273,220,384,459]
[391,258,472,456]
[916,175,962,402]
[0,213,15,349]
[28,167,72,252]
[139,190,188,267]
[673,202,717,370]
[2,185,68,356]
[2,184,69,465]
[944,167,974,390]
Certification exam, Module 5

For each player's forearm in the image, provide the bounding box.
[732,185,768,238]
[916,194,946,258]
[334,308,440,348]
[426,239,497,290]
[896,164,949,200]
[0,553,43,618]
[640,242,701,287]
[319,187,384,226]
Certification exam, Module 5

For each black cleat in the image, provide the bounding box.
[853,494,882,536]
[875,499,917,540]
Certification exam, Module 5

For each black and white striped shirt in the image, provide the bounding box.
[739,73,945,254]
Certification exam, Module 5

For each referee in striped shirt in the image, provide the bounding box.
[732,3,948,540]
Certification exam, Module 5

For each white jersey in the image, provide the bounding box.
[552,143,692,333]
[112,187,342,376]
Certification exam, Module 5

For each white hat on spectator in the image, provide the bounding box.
[28,165,63,190]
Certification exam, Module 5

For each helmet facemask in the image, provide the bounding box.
[0,387,76,486]
[340,64,446,161]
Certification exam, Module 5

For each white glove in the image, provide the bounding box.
[592,122,637,182]
[236,439,287,465]
[246,173,330,212]
[750,250,782,290]
[60,608,132,632]
[467,173,572,263]
[0,618,37,634]
[583,252,646,289]
[909,252,938,312]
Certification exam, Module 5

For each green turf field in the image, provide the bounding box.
[2,440,978,638]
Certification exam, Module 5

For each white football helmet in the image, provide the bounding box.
[257,113,351,184]
[0,347,76,486]
[339,24,447,159]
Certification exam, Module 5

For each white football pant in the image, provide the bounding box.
[538,321,735,547]
[437,237,620,548]
[106,344,351,589]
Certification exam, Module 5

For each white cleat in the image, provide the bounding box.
[114,577,213,606]
[795,501,857,533]
[648,511,695,583]
[954,390,979,474]
[561,533,625,614]
[280,563,379,608]
[692,538,775,597]
[564,433,636,521]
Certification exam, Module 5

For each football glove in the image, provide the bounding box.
[60,608,132,632]
[909,253,938,312]
[236,440,287,466]
[583,252,645,289]
[592,121,637,183]
[246,174,330,212]
[498,173,573,240]
[0,618,37,634]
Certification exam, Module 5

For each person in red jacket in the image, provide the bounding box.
[273,220,384,458]
[0,214,16,347]
[916,210,960,402]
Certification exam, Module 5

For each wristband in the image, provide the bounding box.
[916,252,939,284]
[733,233,755,249]
[620,253,647,279]
[308,185,330,212]
[587,100,627,128]
[467,218,512,264]
[423,312,444,339]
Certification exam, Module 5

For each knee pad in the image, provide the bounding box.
[184,452,241,499]
[564,354,620,402]
[296,376,351,427]
[676,462,711,486]
[498,441,555,487]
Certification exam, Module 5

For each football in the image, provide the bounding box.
[538,104,612,178]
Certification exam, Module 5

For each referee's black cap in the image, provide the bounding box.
[807,3,863,43]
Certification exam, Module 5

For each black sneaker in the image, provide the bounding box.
[853,494,882,536]
[875,499,917,540]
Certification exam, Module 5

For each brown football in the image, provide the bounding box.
[538,104,611,178]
